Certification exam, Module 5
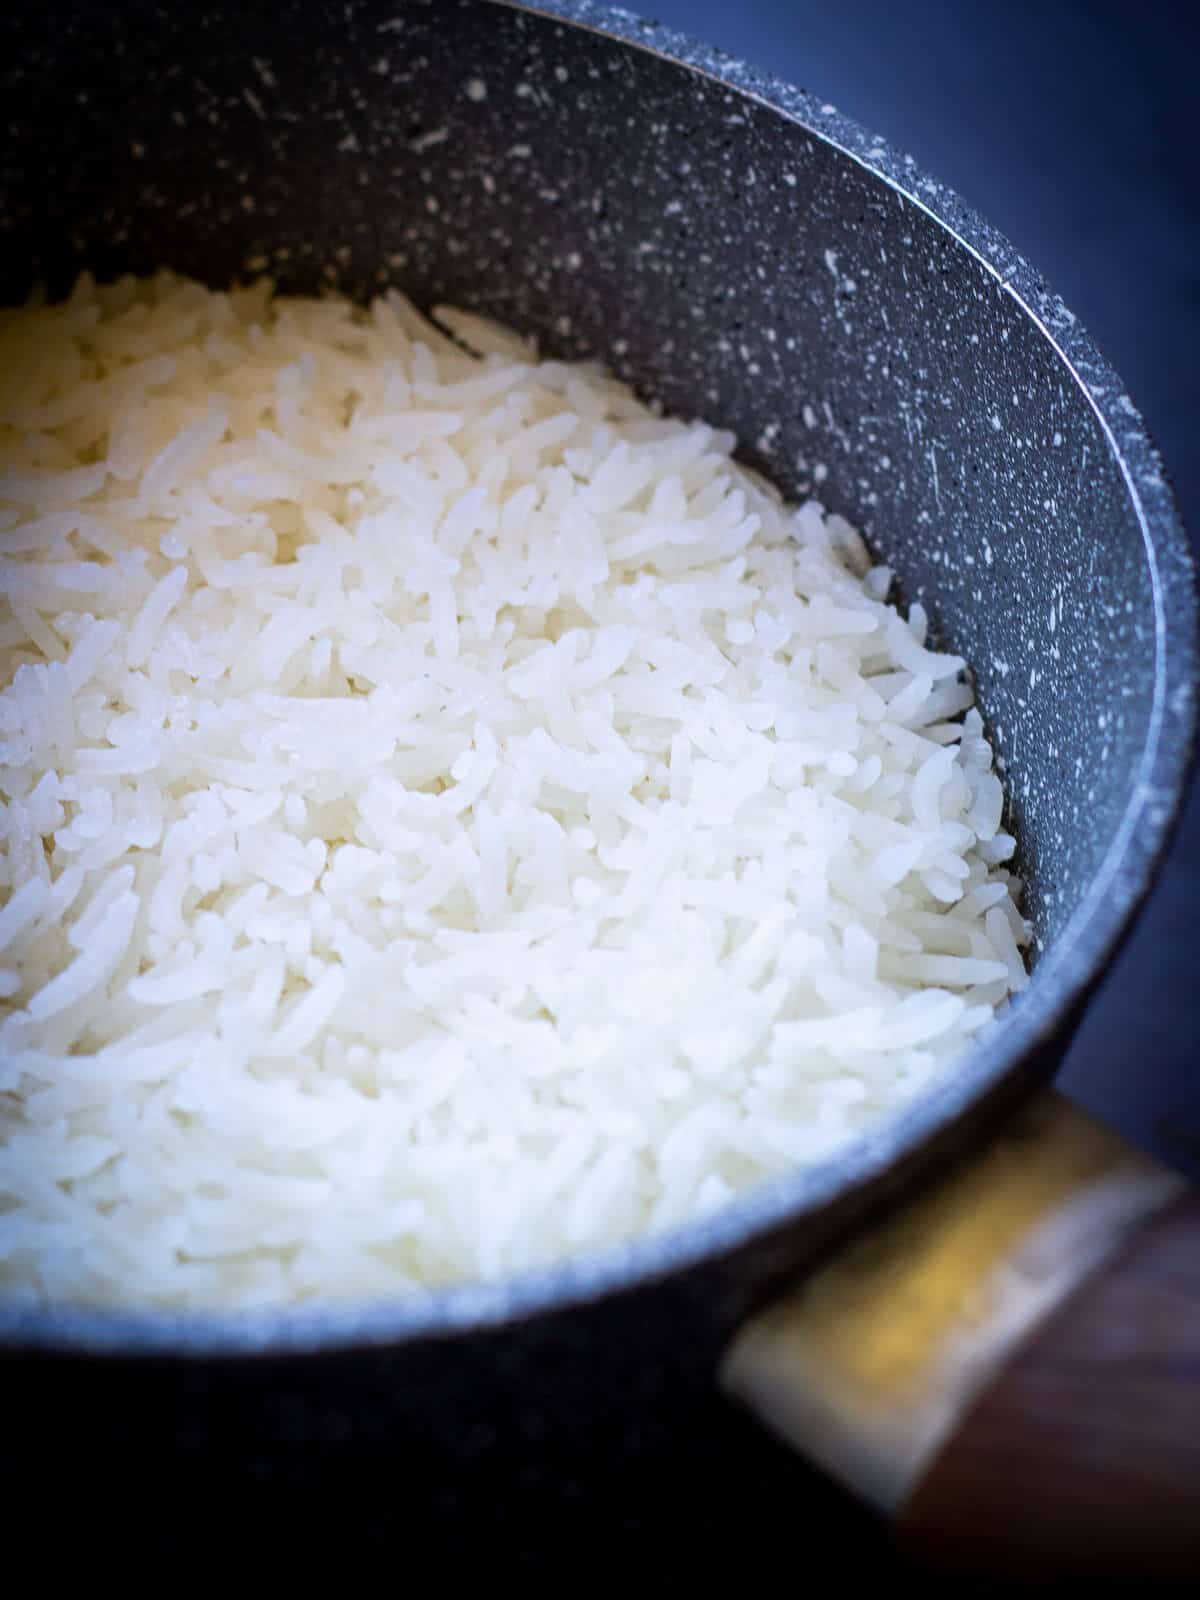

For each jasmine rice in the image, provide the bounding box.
[0,272,1027,1308]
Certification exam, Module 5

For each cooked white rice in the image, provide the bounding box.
[0,272,1028,1309]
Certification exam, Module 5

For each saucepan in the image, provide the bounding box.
[1,0,1196,1575]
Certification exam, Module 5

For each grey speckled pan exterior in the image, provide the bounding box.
[0,0,1195,1466]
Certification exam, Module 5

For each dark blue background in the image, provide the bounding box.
[649,0,1200,1177]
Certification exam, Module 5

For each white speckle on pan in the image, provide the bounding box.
[243,88,266,120]
[411,126,449,152]
[990,413,1002,431]
[251,56,276,88]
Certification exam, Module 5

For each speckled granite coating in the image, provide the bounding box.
[0,0,1194,1400]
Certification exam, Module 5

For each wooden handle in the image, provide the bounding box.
[723,1092,1192,1570]
[900,1192,1200,1581]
